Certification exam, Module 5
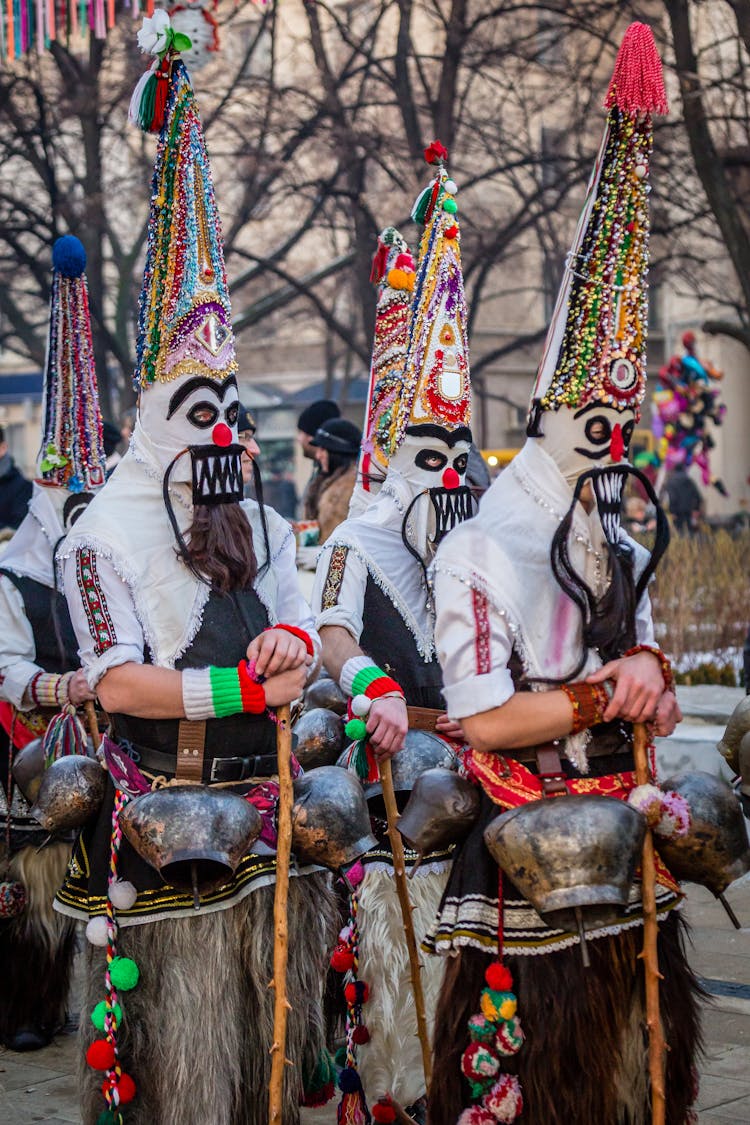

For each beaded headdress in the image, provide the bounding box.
[37,236,106,492]
[389,142,472,452]
[132,53,236,391]
[350,227,415,513]
[529,23,667,421]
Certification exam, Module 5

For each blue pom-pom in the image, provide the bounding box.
[52,235,87,278]
[338,1066,363,1094]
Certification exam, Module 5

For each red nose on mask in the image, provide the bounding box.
[442,466,460,490]
[610,423,624,463]
[212,422,233,448]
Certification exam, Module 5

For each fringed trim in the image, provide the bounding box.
[319,539,436,660]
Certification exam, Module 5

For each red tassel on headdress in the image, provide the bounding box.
[604,22,668,116]
[369,240,390,285]
[150,55,172,133]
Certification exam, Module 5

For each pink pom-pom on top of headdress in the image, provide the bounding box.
[604,22,668,116]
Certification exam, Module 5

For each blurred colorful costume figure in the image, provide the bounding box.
[0,236,106,1051]
[652,330,727,495]
[312,148,477,1110]
[54,23,334,1124]
[426,26,701,1125]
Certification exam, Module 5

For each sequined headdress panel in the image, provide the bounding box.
[389,142,471,452]
[38,236,106,492]
[134,56,236,391]
[530,23,667,420]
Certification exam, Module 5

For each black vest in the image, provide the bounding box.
[0,570,79,673]
[360,577,444,710]
[112,586,276,758]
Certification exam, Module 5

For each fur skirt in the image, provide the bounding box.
[428,910,703,1125]
[0,841,76,1043]
[78,872,336,1125]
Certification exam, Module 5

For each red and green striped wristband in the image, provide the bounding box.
[182,663,266,721]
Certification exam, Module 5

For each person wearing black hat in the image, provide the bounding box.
[310,417,361,543]
[296,399,341,522]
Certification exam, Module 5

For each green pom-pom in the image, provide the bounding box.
[91,1001,122,1031]
[345,718,368,741]
[334,1045,348,1069]
[109,956,139,991]
[442,197,458,215]
[96,1111,122,1125]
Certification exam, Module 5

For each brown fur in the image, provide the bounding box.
[428,912,703,1125]
[0,842,76,1042]
[78,873,336,1125]
[187,503,258,593]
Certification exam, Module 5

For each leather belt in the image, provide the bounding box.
[406,705,442,732]
[126,744,279,783]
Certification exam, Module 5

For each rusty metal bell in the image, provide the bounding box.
[484,795,646,935]
[293,707,345,769]
[11,738,46,804]
[30,754,107,832]
[397,768,481,855]
[291,765,376,870]
[119,785,262,895]
[337,730,459,813]
[303,676,348,715]
[656,771,750,898]
[717,697,750,774]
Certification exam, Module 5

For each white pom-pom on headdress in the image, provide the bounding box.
[85,915,110,947]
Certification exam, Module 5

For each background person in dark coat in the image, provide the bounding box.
[0,426,32,531]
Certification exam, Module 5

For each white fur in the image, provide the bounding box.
[355,867,447,1105]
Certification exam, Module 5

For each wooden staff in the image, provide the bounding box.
[633,720,666,1125]
[84,701,101,752]
[379,755,433,1093]
[268,703,293,1124]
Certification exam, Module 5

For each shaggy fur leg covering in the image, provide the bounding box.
[78,873,336,1125]
[428,911,703,1125]
[0,842,76,1044]
[356,868,448,1106]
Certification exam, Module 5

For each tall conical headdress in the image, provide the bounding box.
[389,141,472,452]
[349,228,415,515]
[129,16,243,504]
[529,23,668,422]
[37,236,106,492]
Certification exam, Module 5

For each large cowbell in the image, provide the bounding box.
[191,442,244,505]
[397,768,481,858]
[484,794,646,935]
[30,754,107,832]
[120,785,262,896]
[291,766,376,870]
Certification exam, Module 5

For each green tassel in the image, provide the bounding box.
[351,739,370,780]
[411,183,433,225]
[345,718,368,742]
[138,73,157,132]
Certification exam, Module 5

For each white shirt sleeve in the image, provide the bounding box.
[63,548,146,690]
[312,544,368,643]
[634,585,656,647]
[0,575,43,709]
[433,565,516,720]
[269,529,321,667]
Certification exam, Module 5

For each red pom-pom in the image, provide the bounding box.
[86,1039,115,1070]
[485,963,513,992]
[102,1071,136,1105]
[344,980,369,1006]
[394,253,414,271]
[352,1024,371,1045]
[445,224,459,240]
[330,945,354,973]
[424,139,449,165]
[372,1100,397,1123]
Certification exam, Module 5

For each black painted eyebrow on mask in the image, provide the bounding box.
[167,374,238,420]
[405,423,473,447]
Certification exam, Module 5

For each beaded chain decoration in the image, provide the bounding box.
[133,56,237,390]
[531,23,668,418]
[360,228,415,480]
[39,236,106,492]
[389,142,471,453]
[329,887,372,1122]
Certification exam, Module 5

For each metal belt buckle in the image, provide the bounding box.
[209,757,228,782]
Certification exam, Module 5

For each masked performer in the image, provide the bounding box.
[426,26,702,1125]
[54,27,334,1125]
[0,236,105,1051]
[312,149,477,1110]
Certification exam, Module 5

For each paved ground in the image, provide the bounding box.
[1,686,748,1124]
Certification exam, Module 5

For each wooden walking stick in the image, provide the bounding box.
[84,701,101,752]
[379,754,433,1093]
[268,703,293,1124]
[633,720,666,1125]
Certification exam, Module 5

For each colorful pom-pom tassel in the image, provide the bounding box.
[480,988,517,1023]
[108,956,139,991]
[86,1038,116,1070]
[461,1041,501,1083]
[101,1072,137,1105]
[494,1016,524,1057]
[485,963,513,992]
[91,1001,122,1032]
[345,718,368,741]
[482,1073,523,1121]
[467,1012,496,1044]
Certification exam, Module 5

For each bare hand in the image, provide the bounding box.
[586,651,664,724]
[366,696,408,761]
[68,669,96,706]
[435,713,465,742]
[652,690,682,738]
[263,665,307,708]
[246,629,309,678]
